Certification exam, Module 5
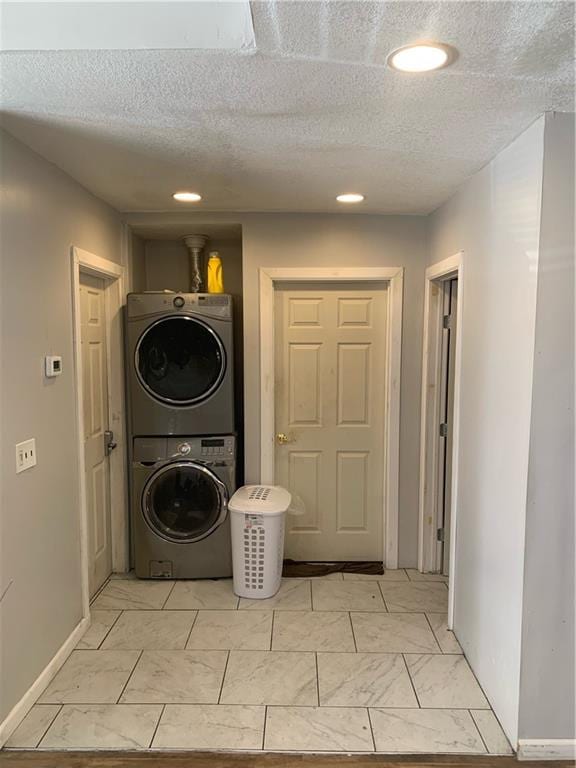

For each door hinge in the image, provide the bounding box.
[437,527,445,542]
[439,422,448,438]
[443,314,452,329]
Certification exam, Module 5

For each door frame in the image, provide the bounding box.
[259,266,404,569]
[71,247,128,615]
[418,252,464,625]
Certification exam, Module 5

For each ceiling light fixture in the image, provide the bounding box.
[173,191,202,202]
[387,42,456,73]
[336,193,365,203]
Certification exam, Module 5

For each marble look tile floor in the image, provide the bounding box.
[6,571,513,756]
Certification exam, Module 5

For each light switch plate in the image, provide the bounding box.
[16,439,36,473]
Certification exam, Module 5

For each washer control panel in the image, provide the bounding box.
[159,435,236,462]
[200,437,233,457]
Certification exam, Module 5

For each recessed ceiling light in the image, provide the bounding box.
[336,193,365,203]
[387,42,455,73]
[173,191,202,202]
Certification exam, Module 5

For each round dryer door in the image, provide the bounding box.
[143,461,228,544]
[135,316,226,406]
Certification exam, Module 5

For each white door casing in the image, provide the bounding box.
[80,274,112,596]
[274,284,387,560]
[258,266,403,569]
[71,246,127,618]
[418,252,464,626]
[439,279,458,576]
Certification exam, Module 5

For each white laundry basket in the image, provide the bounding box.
[229,485,292,598]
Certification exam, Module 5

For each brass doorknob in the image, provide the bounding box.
[276,432,293,445]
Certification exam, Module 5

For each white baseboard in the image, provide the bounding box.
[518,739,576,761]
[0,616,89,747]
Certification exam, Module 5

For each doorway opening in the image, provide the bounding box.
[71,247,128,613]
[258,267,403,569]
[437,277,458,576]
[418,253,463,623]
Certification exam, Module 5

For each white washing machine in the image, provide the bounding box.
[131,435,235,579]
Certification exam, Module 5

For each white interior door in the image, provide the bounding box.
[274,283,387,561]
[80,273,113,596]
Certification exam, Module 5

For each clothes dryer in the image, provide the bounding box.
[126,292,234,436]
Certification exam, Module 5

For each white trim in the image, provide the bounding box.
[71,247,128,618]
[0,617,89,747]
[418,252,464,627]
[517,740,576,761]
[74,247,123,280]
[259,266,403,569]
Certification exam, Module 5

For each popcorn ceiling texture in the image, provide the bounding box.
[0,1,573,214]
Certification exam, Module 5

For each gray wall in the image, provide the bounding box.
[427,118,546,743]
[144,239,191,292]
[241,213,427,567]
[129,233,146,293]
[0,130,123,722]
[519,112,575,740]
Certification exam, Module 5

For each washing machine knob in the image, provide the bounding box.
[178,442,191,455]
[173,296,185,308]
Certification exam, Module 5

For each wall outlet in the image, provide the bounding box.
[16,439,37,473]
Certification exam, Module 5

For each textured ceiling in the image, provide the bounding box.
[0,1,573,215]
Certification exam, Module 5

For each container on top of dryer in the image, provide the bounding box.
[125,292,235,436]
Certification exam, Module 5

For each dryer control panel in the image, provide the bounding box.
[127,292,232,320]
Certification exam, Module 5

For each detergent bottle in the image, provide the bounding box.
[207,251,224,294]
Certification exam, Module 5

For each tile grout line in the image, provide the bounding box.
[148,703,166,749]
[377,580,390,612]
[217,650,231,704]
[261,705,268,751]
[95,610,123,650]
[366,706,377,753]
[160,581,177,610]
[116,649,144,703]
[401,653,422,708]
[469,708,491,754]
[348,611,359,652]
[33,704,63,749]
[269,610,275,651]
[183,610,200,649]
[422,612,444,654]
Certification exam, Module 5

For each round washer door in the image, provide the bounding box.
[135,315,226,406]
[142,461,228,544]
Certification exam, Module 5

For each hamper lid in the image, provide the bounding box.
[229,485,292,515]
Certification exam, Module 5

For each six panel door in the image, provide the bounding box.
[80,273,112,596]
[274,283,388,561]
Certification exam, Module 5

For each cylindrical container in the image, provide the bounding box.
[207,251,224,293]
[229,485,292,598]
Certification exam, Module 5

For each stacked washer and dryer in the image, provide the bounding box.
[125,289,236,579]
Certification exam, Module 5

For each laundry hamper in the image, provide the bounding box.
[229,485,292,598]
